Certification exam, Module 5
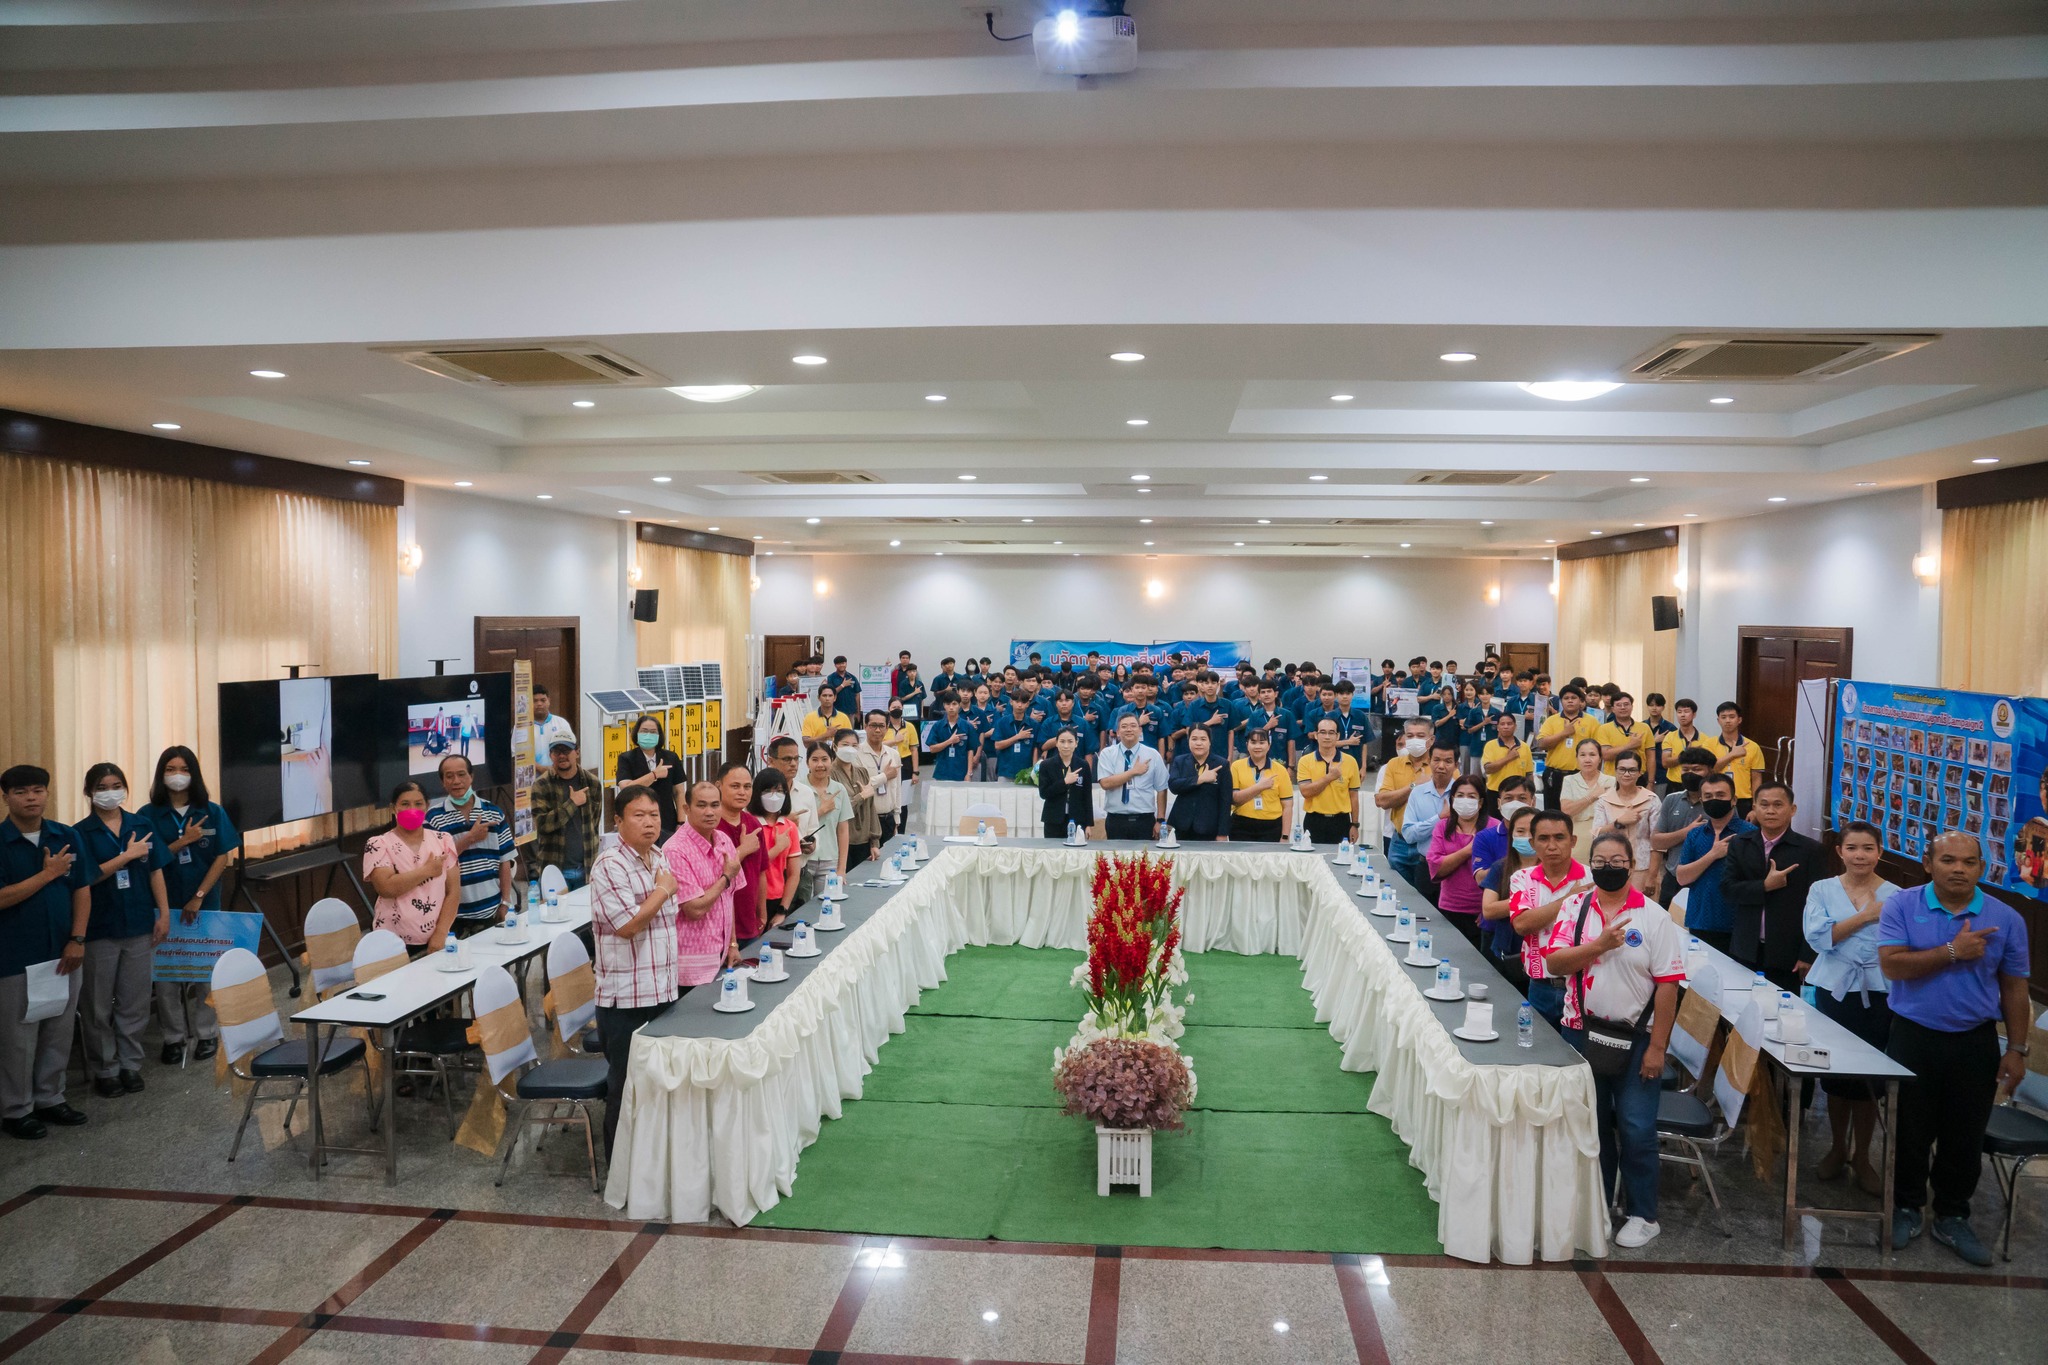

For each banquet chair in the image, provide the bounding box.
[1656,981,1733,1234]
[1985,1013,2048,1259]
[539,863,570,901]
[301,898,362,999]
[212,948,367,1162]
[957,814,1010,836]
[1666,887,1690,930]
[543,933,598,1052]
[473,964,609,1192]
[354,929,470,1137]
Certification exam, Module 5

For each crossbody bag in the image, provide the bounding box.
[1572,896,1655,1079]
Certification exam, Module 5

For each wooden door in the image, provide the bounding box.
[475,616,579,721]
[1498,641,1549,678]
[1736,627,1852,775]
[764,634,820,688]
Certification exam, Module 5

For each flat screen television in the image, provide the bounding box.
[216,673,381,832]
[378,672,515,793]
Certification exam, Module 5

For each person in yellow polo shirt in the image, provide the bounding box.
[1295,717,1361,847]
[800,685,841,743]
[1657,697,1707,793]
[1704,700,1766,813]
[1374,715,1436,838]
[1480,712,1535,791]
[1594,691,1652,777]
[1228,727,1294,842]
[1534,685,1598,809]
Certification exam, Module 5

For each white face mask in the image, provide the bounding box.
[760,791,785,813]
[1498,799,1529,822]
[92,788,126,810]
[1451,796,1482,820]
[835,745,860,763]
[1404,738,1427,758]
[164,772,192,793]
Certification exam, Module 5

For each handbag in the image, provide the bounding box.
[1572,895,1655,1079]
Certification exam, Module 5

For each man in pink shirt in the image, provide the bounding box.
[665,781,743,987]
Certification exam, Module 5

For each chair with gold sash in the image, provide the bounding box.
[301,899,362,1000]
[468,964,608,1192]
[211,947,367,1162]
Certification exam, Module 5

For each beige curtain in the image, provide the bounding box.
[633,540,751,696]
[0,453,396,832]
[1555,546,1678,701]
[1941,498,2048,697]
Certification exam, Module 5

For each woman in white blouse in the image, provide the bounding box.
[1559,738,1615,861]
[1594,752,1660,892]
[1800,820,1896,1195]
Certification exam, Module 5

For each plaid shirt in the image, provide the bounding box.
[529,767,602,880]
[665,823,737,987]
[590,841,679,1008]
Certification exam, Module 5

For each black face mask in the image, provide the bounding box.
[1682,773,1704,794]
[1702,798,1735,819]
[1591,865,1633,893]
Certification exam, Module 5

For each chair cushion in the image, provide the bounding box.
[516,1057,608,1100]
[580,1028,604,1055]
[1656,1089,1716,1139]
[1984,1104,2048,1157]
[396,1017,476,1056]
[250,1035,367,1079]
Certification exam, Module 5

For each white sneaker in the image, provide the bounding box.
[1614,1216,1661,1249]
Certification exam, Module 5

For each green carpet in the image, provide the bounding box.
[752,946,1442,1254]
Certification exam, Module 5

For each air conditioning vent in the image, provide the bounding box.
[1327,518,1423,527]
[754,471,881,485]
[1408,471,1550,487]
[380,343,665,387]
[890,516,967,524]
[1626,334,1937,382]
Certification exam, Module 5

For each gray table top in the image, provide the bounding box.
[642,836,1582,1069]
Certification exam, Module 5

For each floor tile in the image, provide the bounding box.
[843,1246,1092,1362]
[1854,1279,2042,1365]
[1116,1258,1353,1365]
[4,1313,280,1364]
[118,1205,419,1312]
[1610,1272,1871,1365]
[0,1194,219,1299]
[1375,1266,1627,1365]
[339,1218,632,1332]
[562,1353,760,1365]
[586,1232,857,1350]
[285,1330,538,1363]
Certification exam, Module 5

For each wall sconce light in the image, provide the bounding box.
[627,561,644,586]
[1912,553,1939,586]
[813,577,831,597]
[1484,583,1501,606]
[1145,578,1166,600]
[1672,568,1688,593]
[398,543,423,576]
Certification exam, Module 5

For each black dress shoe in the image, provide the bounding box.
[2,1116,48,1141]
[193,1039,218,1061]
[93,1077,125,1099]
[32,1103,88,1127]
[119,1071,145,1094]
[160,1042,185,1065]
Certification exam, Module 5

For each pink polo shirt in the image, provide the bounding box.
[664,823,738,987]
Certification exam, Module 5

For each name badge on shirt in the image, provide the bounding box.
[115,868,131,890]
[178,847,194,865]
[1253,796,1265,811]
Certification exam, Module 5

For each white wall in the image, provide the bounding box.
[398,488,637,745]
[751,553,1556,677]
[1682,486,1939,706]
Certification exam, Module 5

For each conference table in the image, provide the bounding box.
[608,836,1608,1264]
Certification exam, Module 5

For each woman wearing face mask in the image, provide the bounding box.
[616,715,684,844]
[364,781,462,955]
[1800,821,1897,1194]
[802,741,851,889]
[1478,805,1539,991]
[140,746,240,1064]
[74,764,170,1097]
[713,762,767,940]
[829,729,882,871]
[747,767,804,928]
[1038,727,1095,838]
[1560,737,1616,861]
[1426,776,1497,947]
[1595,753,1661,892]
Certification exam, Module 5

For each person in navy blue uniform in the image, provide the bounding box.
[931,656,961,697]
[1243,678,1301,767]
[822,656,862,723]
[1332,680,1371,768]
[74,763,170,1098]
[1091,664,1122,709]
[139,746,238,1063]
[1111,678,1169,753]
[921,691,978,781]
[1036,691,1099,764]
[1180,671,1246,759]
[0,765,96,1140]
[988,694,1038,780]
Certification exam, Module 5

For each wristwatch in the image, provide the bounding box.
[68,935,87,946]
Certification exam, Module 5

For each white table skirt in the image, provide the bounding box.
[916,780,1048,839]
[606,845,1606,1263]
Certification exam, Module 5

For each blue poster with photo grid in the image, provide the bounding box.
[1832,680,2048,899]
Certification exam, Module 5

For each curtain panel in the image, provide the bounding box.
[633,540,751,701]
[0,452,396,827]
[1940,498,2048,698]
[1554,547,1677,701]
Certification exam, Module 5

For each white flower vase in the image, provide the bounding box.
[1096,1126,1153,1197]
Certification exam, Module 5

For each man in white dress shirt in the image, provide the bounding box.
[1097,713,1168,842]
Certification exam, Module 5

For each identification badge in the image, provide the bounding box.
[177,848,194,865]
[115,868,131,890]
[1253,796,1265,811]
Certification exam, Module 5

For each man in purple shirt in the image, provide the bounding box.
[1877,831,2032,1266]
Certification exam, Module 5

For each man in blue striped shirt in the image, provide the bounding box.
[428,755,516,936]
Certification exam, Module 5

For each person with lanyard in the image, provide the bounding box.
[1594,752,1661,893]
[1704,700,1766,815]
[530,739,600,891]
[589,784,682,1161]
[1640,693,1678,791]
[1594,691,1652,778]
[1534,685,1598,810]
[712,761,768,940]
[1165,726,1232,843]
[1455,680,1490,779]
[1227,727,1294,843]
[1477,802,1539,991]
[1672,772,1754,955]
[1036,690,1099,765]
[895,662,928,719]
[1097,713,1168,842]
[823,656,860,715]
[1037,728,1095,839]
[1878,831,2032,1266]
[922,690,978,782]
[666,780,745,1010]
[1018,674,1053,727]
[1481,711,1534,793]
[1369,659,1400,755]
[859,711,904,844]
[1426,685,1463,758]
[987,692,1038,781]
[364,780,463,955]
[1801,820,1896,1197]
[1074,676,1109,734]
[962,682,994,778]
[828,727,882,873]
[426,755,515,939]
[1502,671,1540,741]
[1331,680,1370,768]
[140,746,238,1064]
[1113,677,1169,753]
[1649,746,1716,902]
[1301,681,1345,749]
[1501,808,1593,1031]
[0,766,95,1140]
[799,741,851,890]
[1539,828,1685,1250]
[747,768,804,929]
[528,685,577,756]
[1426,775,1497,948]
[1722,778,1828,989]
[1373,717,1434,871]
[73,764,169,1099]
[884,701,917,813]
[1397,741,1460,902]
[1242,678,1300,769]
[617,714,684,844]
[1297,717,1364,848]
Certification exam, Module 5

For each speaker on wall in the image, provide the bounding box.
[632,588,660,623]
[1651,595,1680,632]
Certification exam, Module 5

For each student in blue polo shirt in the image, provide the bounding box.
[964,681,997,779]
[922,691,978,781]
[1036,691,1100,764]
[988,694,1038,780]
[1331,680,1371,766]
[1076,677,1113,732]
[1175,671,1241,760]
[823,656,861,721]
[1111,680,1168,752]
[425,755,516,938]
[0,764,96,1140]
[1243,679,1300,768]
[74,763,170,1099]
[140,745,238,1063]
[1092,664,1122,709]
[931,656,961,697]
[1878,831,2033,1265]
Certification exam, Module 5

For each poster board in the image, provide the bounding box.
[858,664,896,716]
[511,659,536,842]
[1387,688,1421,718]
[152,910,265,983]
[1330,657,1375,689]
[684,702,705,757]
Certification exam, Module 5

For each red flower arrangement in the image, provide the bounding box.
[1083,852,1185,1027]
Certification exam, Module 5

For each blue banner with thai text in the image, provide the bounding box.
[1009,640,1250,671]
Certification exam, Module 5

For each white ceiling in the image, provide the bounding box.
[1,0,2043,559]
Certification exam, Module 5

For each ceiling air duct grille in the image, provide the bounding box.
[381,343,665,387]
[754,471,881,485]
[1327,517,1423,526]
[1626,334,1937,382]
[1409,471,1550,486]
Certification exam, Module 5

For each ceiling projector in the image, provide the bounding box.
[1033,8,1137,76]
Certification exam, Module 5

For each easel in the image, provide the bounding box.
[233,841,374,999]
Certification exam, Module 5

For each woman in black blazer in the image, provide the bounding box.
[1037,728,1095,837]
[615,713,686,844]
[1166,726,1231,842]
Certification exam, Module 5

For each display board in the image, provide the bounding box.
[152,910,265,983]
[511,659,536,842]
[378,671,515,792]
[1008,639,1250,670]
[217,674,381,832]
[1832,679,2047,897]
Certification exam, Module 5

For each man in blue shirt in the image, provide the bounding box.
[921,692,978,781]
[823,656,861,721]
[1018,675,1054,726]
[427,755,517,937]
[1091,664,1121,709]
[1397,742,1460,904]
[1877,831,2032,1264]
[1036,690,1099,763]
[1469,774,1536,884]
[0,765,96,1139]
[1243,679,1300,768]
[1671,773,1752,955]
[1076,677,1113,732]
[931,656,961,697]
[1176,671,1241,760]
[987,694,1038,780]
[1097,714,1168,841]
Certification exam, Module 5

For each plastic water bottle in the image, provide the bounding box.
[527,882,541,912]
[1416,927,1433,959]
[503,904,519,932]
[1517,1002,1535,1048]
[1337,836,1352,861]
[443,936,461,966]
[545,881,560,912]
[1752,969,1769,995]
[978,820,988,839]
[1067,819,1078,842]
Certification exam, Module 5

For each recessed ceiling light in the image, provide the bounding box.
[1130,473,1150,481]
[571,400,595,408]
[707,526,719,531]
[617,509,632,515]
[1399,542,1411,548]
[764,551,774,556]
[1022,518,1034,523]
[248,369,286,379]
[1330,394,1354,402]
[1767,496,1788,502]
[1126,418,1149,426]
[805,517,821,525]
[1854,481,1877,487]
[151,422,181,430]
[1633,522,1646,527]
[934,551,944,557]
[925,394,947,402]
[1518,380,1620,401]
[453,480,473,487]
[1139,518,1153,524]
[1590,530,1603,536]
[667,384,761,403]
[1544,538,1557,544]
[1234,541,1245,547]
[347,459,372,466]
[1361,554,1371,559]
[983,1312,1000,1324]
[1257,519,1271,524]
[1072,552,1080,557]
[1137,486,1152,493]
[535,494,552,500]
[1973,457,2001,465]
[1309,474,1328,482]
[1110,351,1145,362]
[791,354,827,366]
[958,474,977,481]
[1629,476,1650,483]
[1440,352,1478,363]
[1274,1322,1290,1334]
[1683,513,1699,518]
[889,539,902,547]
[1480,520,1494,526]
[652,476,672,483]
[1143,541,1154,546]
[1710,396,1735,405]
[1054,540,1063,545]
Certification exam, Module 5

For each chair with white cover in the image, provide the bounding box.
[1657,980,1732,1234]
[470,964,608,1192]
[352,929,468,1136]
[1667,886,1691,930]
[302,899,362,999]
[539,864,570,901]
[543,933,598,1053]
[211,948,367,1161]
[1984,1009,2048,1259]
